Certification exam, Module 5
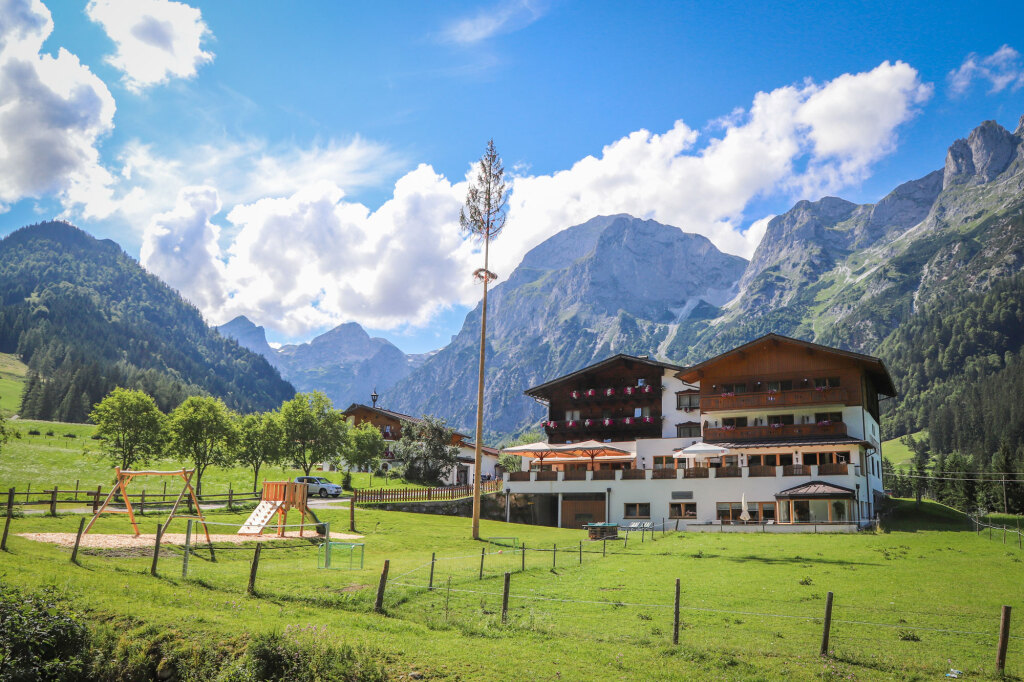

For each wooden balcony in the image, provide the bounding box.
[684,467,710,478]
[704,422,847,442]
[592,469,616,481]
[716,466,741,478]
[566,386,660,403]
[700,387,849,412]
[563,469,587,481]
[536,471,558,482]
[783,465,809,477]
[544,417,660,435]
[508,471,531,482]
[748,465,777,477]
[817,463,849,475]
[652,468,678,480]
[621,469,647,480]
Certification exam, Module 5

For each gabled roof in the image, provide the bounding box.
[342,403,472,441]
[675,333,896,397]
[775,480,856,498]
[524,353,686,401]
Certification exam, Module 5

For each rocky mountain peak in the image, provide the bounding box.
[217,315,277,365]
[943,120,1020,188]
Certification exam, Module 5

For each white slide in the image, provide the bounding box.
[237,500,282,535]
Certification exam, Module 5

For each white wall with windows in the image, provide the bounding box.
[662,372,699,438]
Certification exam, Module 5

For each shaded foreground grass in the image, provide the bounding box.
[0,499,1022,680]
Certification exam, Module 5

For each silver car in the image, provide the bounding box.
[296,476,342,498]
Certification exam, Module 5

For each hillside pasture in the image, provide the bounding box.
[0,500,1021,680]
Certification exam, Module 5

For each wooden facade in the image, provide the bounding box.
[524,355,683,444]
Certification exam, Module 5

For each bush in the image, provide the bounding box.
[63,433,76,439]
[27,429,39,436]
[241,627,387,681]
[0,586,91,682]
[341,471,352,491]
[44,430,54,437]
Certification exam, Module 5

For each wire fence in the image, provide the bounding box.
[43,515,1022,679]
[971,515,1024,549]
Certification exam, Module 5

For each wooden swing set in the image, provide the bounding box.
[83,467,211,543]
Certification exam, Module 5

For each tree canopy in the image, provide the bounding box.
[89,387,165,470]
[280,392,348,476]
[392,416,460,485]
[165,395,237,494]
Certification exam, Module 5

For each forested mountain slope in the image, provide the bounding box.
[0,222,294,421]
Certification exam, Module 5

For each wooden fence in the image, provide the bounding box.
[354,479,503,504]
[0,483,261,515]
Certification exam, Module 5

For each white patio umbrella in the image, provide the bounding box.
[739,493,751,522]
[673,441,729,457]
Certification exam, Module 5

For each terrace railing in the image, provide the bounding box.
[747,465,778,477]
[652,468,678,480]
[783,465,810,476]
[704,421,847,442]
[700,387,849,411]
[817,462,850,476]
[683,467,710,479]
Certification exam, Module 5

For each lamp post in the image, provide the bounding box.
[370,389,378,407]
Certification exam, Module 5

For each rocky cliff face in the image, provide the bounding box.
[387,214,748,437]
[218,318,423,409]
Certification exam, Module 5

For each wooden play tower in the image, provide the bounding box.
[238,481,312,536]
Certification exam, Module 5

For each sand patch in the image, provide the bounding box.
[19,531,362,550]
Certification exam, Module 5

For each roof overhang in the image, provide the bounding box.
[523,354,687,402]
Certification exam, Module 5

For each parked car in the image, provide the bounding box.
[295,476,342,498]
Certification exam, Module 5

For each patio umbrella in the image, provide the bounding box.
[673,441,729,457]
[554,440,632,470]
[739,493,751,522]
[502,441,558,468]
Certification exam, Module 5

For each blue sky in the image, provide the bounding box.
[2,0,1024,353]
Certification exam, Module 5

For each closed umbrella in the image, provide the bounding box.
[739,493,751,523]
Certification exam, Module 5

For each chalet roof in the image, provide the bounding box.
[708,437,869,450]
[342,403,475,443]
[524,353,687,402]
[675,333,896,397]
[775,481,856,498]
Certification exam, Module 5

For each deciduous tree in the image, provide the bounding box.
[89,387,165,470]
[166,395,237,495]
[392,416,460,486]
[280,392,348,476]
[342,421,386,486]
[236,411,285,492]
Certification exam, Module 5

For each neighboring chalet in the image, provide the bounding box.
[342,402,500,485]
[504,334,893,530]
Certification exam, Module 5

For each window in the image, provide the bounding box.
[814,377,841,388]
[759,502,776,522]
[624,503,650,518]
[565,409,581,421]
[676,393,700,410]
[634,406,651,418]
[653,456,676,470]
[747,454,778,466]
[722,416,748,427]
[766,380,793,392]
[814,412,843,424]
[722,456,739,467]
[670,502,697,519]
[676,424,700,438]
[720,383,746,394]
[638,378,646,387]
[767,414,795,425]
[779,453,794,466]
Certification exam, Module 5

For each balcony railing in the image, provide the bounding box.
[700,387,849,411]
[536,471,558,481]
[783,465,809,477]
[704,421,847,442]
[716,466,741,478]
[563,469,587,481]
[684,467,710,478]
[508,471,531,482]
[592,469,616,480]
[817,462,849,475]
[567,385,659,402]
[506,463,854,484]
[621,469,646,480]
[748,465,777,477]
[652,468,678,480]
[544,416,660,433]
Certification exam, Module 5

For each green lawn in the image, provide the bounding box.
[0,418,425,496]
[0,499,1021,680]
[883,430,927,469]
[0,352,27,418]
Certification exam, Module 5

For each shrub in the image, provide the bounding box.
[341,471,352,491]
[44,430,54,437]
[63,433,76,439]
[0,586,91,682]
[242,628,387,681]
[799,576,813,585]
[27,430,40,436]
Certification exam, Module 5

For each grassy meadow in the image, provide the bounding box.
[0,499,1022,680]
[882,430,927,469]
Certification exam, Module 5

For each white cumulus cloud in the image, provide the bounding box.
[86,0,213,92]
[948,45,1024,97]
[0,0,116,214]
[139,61,931,339]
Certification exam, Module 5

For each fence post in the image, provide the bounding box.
[374,560,390,613]
[150,524,163,576]
[502,571,511,624]
[673,578,681,644]
[70,517,86,564]
[521,542,526,572]
[93,486,101,513]
[349,493,355,533]
[603,539,606,557]
[182,520,192,578]
[579,540,582,565]
[247,544,262,595]
[74,479,79,502]
[553,543,557,569]
[820,591,834,657]
[140,488,146,515]
[228,485,233,512]
[997,605,1012,674]
[479,547,485,580]
[49,488,57,516]
[1003,526,1006,544]
[429,552,436,590]
[662,518,666,536]
[1,488,14,551]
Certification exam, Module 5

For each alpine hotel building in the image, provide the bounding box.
[503,334,892,530]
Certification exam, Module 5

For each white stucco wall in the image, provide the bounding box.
[661,371,699,438]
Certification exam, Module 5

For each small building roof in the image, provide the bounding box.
[343,403,496,450]
[775,481,856,498]
[524,353,686,402]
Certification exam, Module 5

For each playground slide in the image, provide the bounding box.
[238,500,283,535]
